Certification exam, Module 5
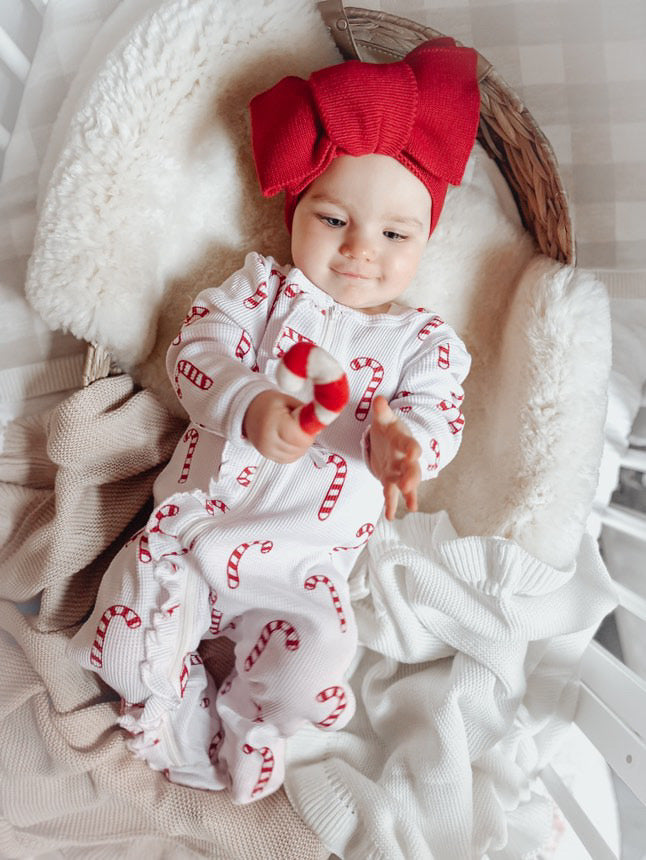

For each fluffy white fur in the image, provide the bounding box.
[25,0,611,569]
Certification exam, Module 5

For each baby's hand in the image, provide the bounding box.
[243,389,314,463]
[368,395,422,521]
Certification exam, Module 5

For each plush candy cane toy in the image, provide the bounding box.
[277,342,349,435]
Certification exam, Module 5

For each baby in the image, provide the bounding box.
[69,38,480,803]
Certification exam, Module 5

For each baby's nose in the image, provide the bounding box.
[340,229,375,261]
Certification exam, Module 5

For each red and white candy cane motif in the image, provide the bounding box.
[243,619,300,671]
[226,540,273,589]
[138,533,151,563]
[171,305,209,345]
[242,744,275,797]
[438,392,465,434]
[304,574,347,631]
[174,359,213,399]
[179,652,203,698]
[90,605,141,668]
[395,390,413,413]
[428,438,440,471]
[332,521,375,552]
[150,503,180,536]
[437,343,451,369]
[316,686,347,727]
[316,453,347,520]
[236,466,257,487]
[350,356,384,421]
[206,498,228,515]
[274,327,314,359]
[243,281,268,309]
[178,428,199,483]
[283,282,302,298]
[235,329,252,361]
[208,590,223,635]
[277,342,349,435]
[417,315,444,340]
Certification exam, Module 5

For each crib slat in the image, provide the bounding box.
[620,446,646,472]
[0,26,30,83]
[613,580,646,623]
[599,503,646,541]
[575,682,646,806]
[0,121,10,151]
[580,640,646,741]
[539,765,618,860]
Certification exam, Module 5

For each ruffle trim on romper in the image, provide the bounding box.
[119,491,212,763]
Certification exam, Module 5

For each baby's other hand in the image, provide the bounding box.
[368,395,421,521]
[243,389,314,463]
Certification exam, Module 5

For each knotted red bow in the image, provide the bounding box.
[249,38,480,235]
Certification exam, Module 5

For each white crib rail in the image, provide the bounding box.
[0,0,47,173]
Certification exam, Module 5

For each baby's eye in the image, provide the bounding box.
[383,230,407,241]
[319,215,346,228]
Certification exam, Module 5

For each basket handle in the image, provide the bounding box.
[317,0,361,59]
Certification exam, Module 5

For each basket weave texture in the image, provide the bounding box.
[84,3,574,386]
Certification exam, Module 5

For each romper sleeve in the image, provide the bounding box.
[389,320,471,476]
[166,251,283,441]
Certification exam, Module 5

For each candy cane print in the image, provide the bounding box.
[205,498,228,515]
[428,438,440,472]
[243,619,300,671]
[150,503,180,536]
[178,652,204,698]
[417,314,444,340]
[437,343,450,369]
[242,744,275,797]
[236,466,257,487]
[277,342,349,435]
[316,453,347,520]
[171,305,210,345]
[394,390,413,413]
[316,686,347,727]
[350,356,384,421]
[243,281,268,309]
[226,540,273,589]
[303,574,347,631]
[178,428,199,484]
[332,522,375,552]
[283,282,302,298]
[90,605,141,668]
[235,329,252,361]
[438,393,465,434]
[208,590,223,635]
[138,533,151,563]
[174,359,214,399]
[274,327,314,359]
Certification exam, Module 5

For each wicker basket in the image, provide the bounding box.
[83,1,574,387]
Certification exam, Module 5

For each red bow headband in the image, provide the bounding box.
[249,38,481,235]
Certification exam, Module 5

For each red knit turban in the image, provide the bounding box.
[249,38,481,235]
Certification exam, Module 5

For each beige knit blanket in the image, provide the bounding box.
[0,374,327,860]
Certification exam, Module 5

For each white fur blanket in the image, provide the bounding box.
[15,0,616,856]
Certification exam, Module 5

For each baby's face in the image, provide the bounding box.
[291,154,431,314]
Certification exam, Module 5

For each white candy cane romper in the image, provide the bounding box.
[68,252,470,803]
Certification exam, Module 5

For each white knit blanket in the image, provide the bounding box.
[285,513,617,859]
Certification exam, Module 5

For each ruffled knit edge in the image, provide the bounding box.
[118,490,211,752]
